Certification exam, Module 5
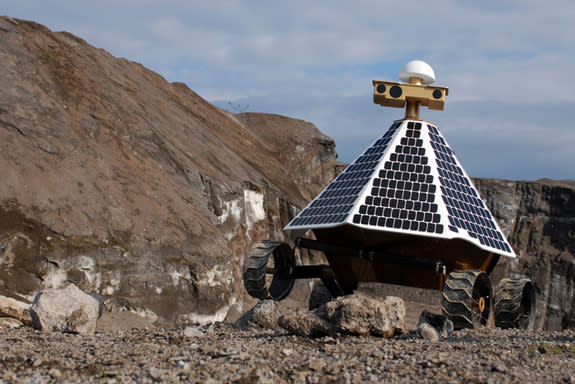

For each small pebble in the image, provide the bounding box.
[183,327,203,338]
[48,368,62,378]
[418,322,440,342]
[492,362,507,373]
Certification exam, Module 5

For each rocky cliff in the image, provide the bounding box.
[474,178,575,331]
[0,16,338,325]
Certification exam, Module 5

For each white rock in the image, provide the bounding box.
[182,327,203,338]
[418,322,440,342]
[30,284,102,334]
[417,310,453,340]
[0,295,33,326]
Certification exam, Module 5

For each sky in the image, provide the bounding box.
[3,0,575,181]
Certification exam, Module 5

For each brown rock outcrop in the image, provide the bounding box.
[277,293,407,338]
[0,16,338,325]
[316,293,407,337]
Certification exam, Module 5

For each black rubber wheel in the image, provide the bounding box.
[441,270,494,330]
[494,278,536,331]
[242,241,295,301]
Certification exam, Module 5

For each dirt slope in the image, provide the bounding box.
[0,16,338,324]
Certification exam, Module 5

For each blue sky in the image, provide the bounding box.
[3,0,575,180]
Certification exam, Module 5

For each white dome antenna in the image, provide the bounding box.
[399,60,436,85]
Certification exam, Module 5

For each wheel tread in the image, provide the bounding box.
[441,270,493,330]
[494,278,536,330]
[242,241,295,300]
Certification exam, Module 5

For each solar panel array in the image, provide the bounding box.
[286,122,401,227]
[352,121,443,234]
[427,124,512,253]
[285,119,515,257]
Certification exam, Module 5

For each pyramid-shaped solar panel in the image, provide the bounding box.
[285,119,515,258]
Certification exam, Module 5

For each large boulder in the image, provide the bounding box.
[271,293,407,338]
[30,284,102,334]
[316,293,407,338]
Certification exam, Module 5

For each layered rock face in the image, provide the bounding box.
[0,17,337,325]
[474,179,575,330]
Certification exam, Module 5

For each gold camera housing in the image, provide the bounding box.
[373,80,449,115]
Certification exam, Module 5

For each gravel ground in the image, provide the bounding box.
[1,324,575,383]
